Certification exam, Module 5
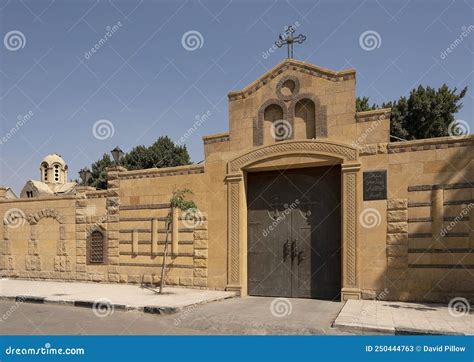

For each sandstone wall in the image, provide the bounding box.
[358,136,473,302]
[111,165,212,288]
[1,196,77,280]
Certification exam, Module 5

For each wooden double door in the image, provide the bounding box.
[247,166,341,299]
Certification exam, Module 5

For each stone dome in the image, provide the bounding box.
[41,153,66,167]
[39,153,68,184]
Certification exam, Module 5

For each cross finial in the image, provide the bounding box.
[275,25,306,59]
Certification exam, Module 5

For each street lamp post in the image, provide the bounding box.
[79,168,92,186]
[110,146,124,166]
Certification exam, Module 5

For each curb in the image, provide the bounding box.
[0,296,178,315]
[332,321,394,335]
[332,321,465,336]
[394,327,464,336]
[1,292,235,316]
[16,295,46,304]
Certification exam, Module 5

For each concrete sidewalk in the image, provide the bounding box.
[333,299,473,335]
[0,279,235,314]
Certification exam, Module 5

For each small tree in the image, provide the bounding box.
[159,188,197,293]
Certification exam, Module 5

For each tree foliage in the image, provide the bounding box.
[81,136,191,189]
[169,188,197,211]
[85,153,113,190]
[122,136,190,170]
[355,96,377,113]
[356,84,467,140]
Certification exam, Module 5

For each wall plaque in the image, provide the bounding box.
[363,170,387,201]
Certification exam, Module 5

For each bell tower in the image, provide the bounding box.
[40,154,68,184]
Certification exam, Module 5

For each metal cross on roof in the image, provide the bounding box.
[275,25,306,59]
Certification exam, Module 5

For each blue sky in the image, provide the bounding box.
[0,0,473,194]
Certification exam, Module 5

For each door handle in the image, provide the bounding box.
[291,240,298,261]
[297,247,305,264]
[283,239,290,261]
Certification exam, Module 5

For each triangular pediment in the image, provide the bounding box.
[228,59,355,100]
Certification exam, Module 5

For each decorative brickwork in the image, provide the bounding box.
[228,59,355,101]
[119,165,204,181]
[386,199,409,269]
[355,109,390,123]
[105,166,124,282]
[230,140,357,172]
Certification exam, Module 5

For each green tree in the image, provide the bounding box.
[81,136,191,189]
[356,84,467,140]
[87,153,113,190]
[380,97,409,140]
[355,96,377,112]
[123,136,190,170]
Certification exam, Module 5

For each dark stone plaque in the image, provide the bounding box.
[363,170,387,201]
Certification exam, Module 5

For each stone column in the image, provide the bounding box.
[0,221,13,275]
[131,230,138,255]
[26,223,40,273]
[431,186,444,248]
[172,207,179,256]
[193,215,208,287]
[386,199,409,269]
[151,218,158,255]
[106,166,126,282]
[341,162,362,300]
[225,173,244,295]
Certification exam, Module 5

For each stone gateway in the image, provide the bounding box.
[1,58,473,303]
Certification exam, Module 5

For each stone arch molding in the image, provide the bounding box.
[225,140,362,301]
[27,208,65,225]
[254,98,291,145]
[3,207,68,273]
[229,140,357,172]
[291,93,328,138]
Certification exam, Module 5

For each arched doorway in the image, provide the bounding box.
[225,140,362,301]
[247,166,341,299]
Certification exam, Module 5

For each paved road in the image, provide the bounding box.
[0,297,351,335]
